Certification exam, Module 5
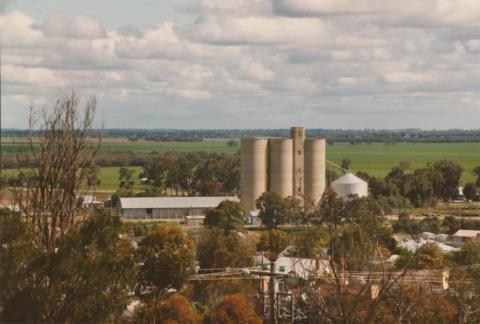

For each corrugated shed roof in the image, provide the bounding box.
[453,229,480,238]
[119,196,239,209]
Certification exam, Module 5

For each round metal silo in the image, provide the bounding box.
[331,173,368,200]
[304,138,326,210]
[268,138,293,198]
[240,138,268,212]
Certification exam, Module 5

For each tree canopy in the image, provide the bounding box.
[205,294,261,324]
[136,226,196,301]
[256,192,302,229]
[197,228,253,269]
[204,200,244,234]
[0,210,137,323]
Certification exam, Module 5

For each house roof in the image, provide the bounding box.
[119,196,239,209]
[453,229,480,238]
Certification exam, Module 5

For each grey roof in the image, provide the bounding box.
[119,196,239,209]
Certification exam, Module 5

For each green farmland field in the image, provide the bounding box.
[1,167,144,192]
[326,143,480,184]
[1,140,239,154]
[2,142,480,188]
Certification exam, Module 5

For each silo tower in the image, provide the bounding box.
[268,138,293,198]
[304,138,326,210]
[240,138,268,212]
[291,127,305,199]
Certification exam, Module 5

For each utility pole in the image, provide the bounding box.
[269,261,276,324]
[0,36,3,174]
[243,263,289,323]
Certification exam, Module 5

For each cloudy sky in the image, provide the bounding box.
[2,0,480,129]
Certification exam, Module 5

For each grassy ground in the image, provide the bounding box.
[2,141,479,189]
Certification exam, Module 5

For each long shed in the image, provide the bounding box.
[119,196,239,220]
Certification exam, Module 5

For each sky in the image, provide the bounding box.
[1,0,480,129]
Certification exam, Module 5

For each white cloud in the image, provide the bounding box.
[180,16,331,45]
[0,11,45,47]
[2,1,480,129]
[274,0,480,27]
[240,58,274,81]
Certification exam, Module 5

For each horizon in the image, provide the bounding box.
[3,127,480,132]
[2,0,480,129]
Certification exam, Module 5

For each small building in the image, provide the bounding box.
[247,210,262,226]
[81,195,103,208]
[118,196,239,220]
[453,229,480,242]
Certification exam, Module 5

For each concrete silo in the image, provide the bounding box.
[331,173,368,200]
[304,138,326,210]
[291,127,305,199]
[240,138,268,212]
[268,138,293,198]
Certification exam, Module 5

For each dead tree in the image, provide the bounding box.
[13,93,101,252]
[298,190,406,323]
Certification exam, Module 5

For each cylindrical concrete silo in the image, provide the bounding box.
[240,138,268,212]
[268,138,293,198]
[304,139,326,210]
[291,127,305,199]
[331,173,368,200]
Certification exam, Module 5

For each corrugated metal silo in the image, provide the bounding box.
[268,138,293,198]
[304,139,326,210]
[331,173,368,200]
[240,138,268,212]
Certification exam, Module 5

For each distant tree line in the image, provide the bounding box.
[1,150,240,169]
[4,128,480,143]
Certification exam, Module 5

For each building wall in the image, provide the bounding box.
[121,207,206,219]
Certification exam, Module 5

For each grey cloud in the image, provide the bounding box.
[39,14,106,39]
[118,25,144,38]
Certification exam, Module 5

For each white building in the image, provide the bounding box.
[247,210,262,226]
[81,195,103,208]
[453,229,480,241]
[118,196,239,220]
[275,256,330,280]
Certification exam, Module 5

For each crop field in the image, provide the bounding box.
[2,141,479,188]
[326,143,480,184]
[1,139,239,154]
[1,167,145,192]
